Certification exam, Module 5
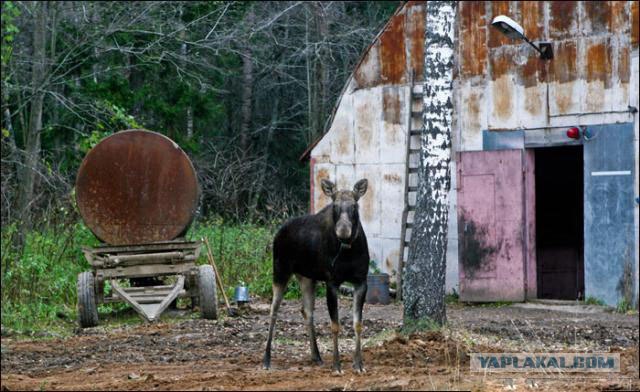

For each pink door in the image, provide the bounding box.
[457,149,530,302]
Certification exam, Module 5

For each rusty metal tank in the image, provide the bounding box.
[75,129,199,245]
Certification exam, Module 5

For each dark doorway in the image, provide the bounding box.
[535,146,584,300]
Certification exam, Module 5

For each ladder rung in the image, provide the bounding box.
[404,241,411,247]
[411,110,423,117]
[412,91,424,97]
[410,129,421,136]
[408,167,419,174]
[405,223,413,229]
[407,205,416,211]
[408,186,418,192]
[409,148,420,154]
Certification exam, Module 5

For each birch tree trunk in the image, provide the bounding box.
[403,1,456,327]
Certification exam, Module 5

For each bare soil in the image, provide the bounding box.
[1,299,638,391]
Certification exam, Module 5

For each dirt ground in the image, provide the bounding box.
[1,298,638,391]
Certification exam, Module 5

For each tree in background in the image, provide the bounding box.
[0,1,399,247]
[403,1,456,327]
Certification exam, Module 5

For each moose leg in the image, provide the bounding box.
[352,281,367,373]
[297,274,322,365]
[263,281,287,370]
[326,282,342,373]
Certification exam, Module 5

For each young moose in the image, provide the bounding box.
[263,178,370,373]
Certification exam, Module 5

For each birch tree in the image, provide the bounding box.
[403,1,456,327]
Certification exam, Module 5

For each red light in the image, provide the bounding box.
[566,127,580,139]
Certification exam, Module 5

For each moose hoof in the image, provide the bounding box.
[352,363,366,374]
[331,364,343,375]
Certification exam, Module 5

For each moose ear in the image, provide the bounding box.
[353,178,368,201]
[321,179,337,199]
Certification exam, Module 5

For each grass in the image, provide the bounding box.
[1,221,98,337]
[363,328,396,348]
[445,290,459,304]
[1,217,294,337]
[400,317,442,335]
[584,296,606,306]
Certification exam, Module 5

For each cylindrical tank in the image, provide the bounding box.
[75,129,199,245]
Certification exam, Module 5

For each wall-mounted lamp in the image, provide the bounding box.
[491,15,553,60]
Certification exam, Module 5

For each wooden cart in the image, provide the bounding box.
[77,240,217,327]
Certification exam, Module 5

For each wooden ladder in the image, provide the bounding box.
[397,77,424,301]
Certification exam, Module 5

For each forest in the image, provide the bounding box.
[2,2,638,390]
[1,1,399,333]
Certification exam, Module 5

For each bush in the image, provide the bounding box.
[1,217,298,334]
[1,221,98,335]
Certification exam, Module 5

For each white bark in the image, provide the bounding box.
[403,1,456,326]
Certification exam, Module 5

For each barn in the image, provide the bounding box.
[303,1,639,307]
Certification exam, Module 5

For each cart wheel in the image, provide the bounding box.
[198,265,218,320]
[77,271,99,328]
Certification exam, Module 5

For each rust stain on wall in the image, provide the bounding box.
[383,173,402,184]
[584,1,611,33]
[355,98,374,152]
[550,1,577,40]
[353,43,381,89]
[459,1,487,77]
[360,176,375,223]
[586,40,612,87]
[382,88,402,125]
[493,76,513,121]
[488,1,511,48]
[315,167,331,208]
[379,13,406,84]
[524,87,542,117]
[489,47,514,81]
[520,53,541,88]
[632,1,639,47]
[521,1,543,41]
[335,127,351,158]
[585,81,605,112]
[552,41,577,83]
[406,5,425,81]
[619,44,630,83]
[385,249,399,274]
[467,91,480,119]
[554,83,574,114]
[610,1,628,34]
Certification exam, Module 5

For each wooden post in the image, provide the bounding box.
[202,237,233,313]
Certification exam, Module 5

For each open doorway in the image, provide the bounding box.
[535,146,584,300]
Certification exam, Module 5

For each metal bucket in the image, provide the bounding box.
[234,286,250,303]
[365,273,390,305]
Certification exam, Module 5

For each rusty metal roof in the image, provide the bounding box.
[300,1,424,161]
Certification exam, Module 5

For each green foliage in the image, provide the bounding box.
[475,301,513,308]
[401,317,442,335]
[189,219,279,299]
[1,218,291,335]
[584,296,606,306]
[615,299,632,314]
[1,1,20,68]
[369,259,382,274]
[445,289,459,304]
[1,222,98,335]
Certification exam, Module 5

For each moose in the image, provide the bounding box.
[263,178,370,373]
